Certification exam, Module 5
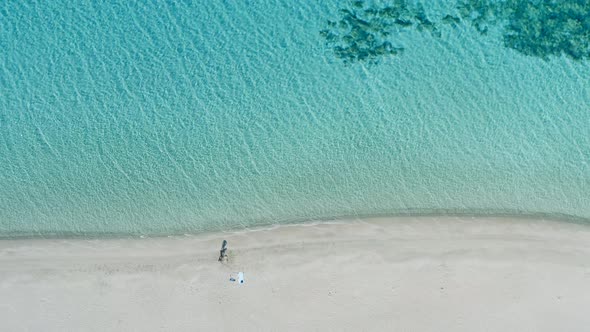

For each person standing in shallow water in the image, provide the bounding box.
[218,240,228,262]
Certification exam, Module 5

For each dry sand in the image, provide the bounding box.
[1,217,590,331]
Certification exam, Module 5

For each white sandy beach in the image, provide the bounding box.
[1,217,590,331]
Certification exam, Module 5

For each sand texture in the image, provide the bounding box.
[1,217,590,331]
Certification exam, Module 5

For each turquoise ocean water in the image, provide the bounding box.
[1,0,589,237]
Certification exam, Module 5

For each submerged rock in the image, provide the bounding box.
[321,0,439,64]
[459,0,590,60]
[322,0,590,64]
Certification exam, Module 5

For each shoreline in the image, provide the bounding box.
[1,216,590,331]
[2,209,590,240]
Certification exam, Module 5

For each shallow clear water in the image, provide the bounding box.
[1,0,589,237]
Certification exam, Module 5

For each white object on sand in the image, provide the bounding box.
[238,272,244,284]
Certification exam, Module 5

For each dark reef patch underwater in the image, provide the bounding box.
[320,0,440,64]
[321,0,590,63]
